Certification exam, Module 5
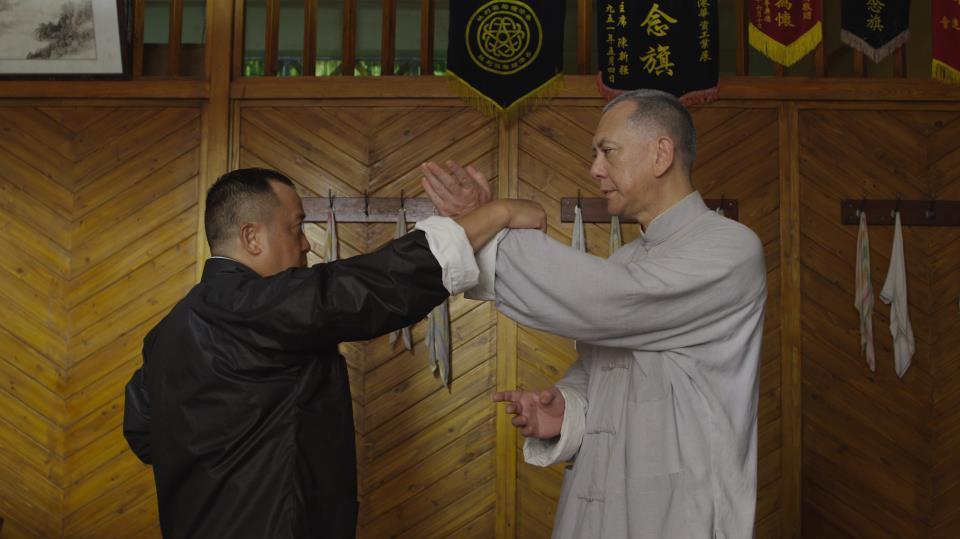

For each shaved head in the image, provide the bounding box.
[204,168,296,255]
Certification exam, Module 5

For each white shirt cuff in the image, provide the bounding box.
[464,229,505,301]
[522,386,586,467]
[414,216,479,295]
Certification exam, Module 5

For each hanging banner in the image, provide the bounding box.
[446,0,565,120]
[933,0,960,83]
[749,0,822,67]
[841,0,910,63]
[596,0,719,106]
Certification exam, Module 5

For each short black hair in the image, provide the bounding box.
[204,168,295,254]
[603,89,697,175]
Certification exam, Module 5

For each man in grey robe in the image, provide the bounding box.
[422,89,767,538]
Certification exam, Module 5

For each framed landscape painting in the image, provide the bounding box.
[0,0,130,79]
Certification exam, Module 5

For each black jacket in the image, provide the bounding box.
[123,231,448,538]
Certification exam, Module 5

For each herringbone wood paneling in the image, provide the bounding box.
[237,103,500,538]
[799,109,960,538]
[0,103,201,539]
[513,105,783,537]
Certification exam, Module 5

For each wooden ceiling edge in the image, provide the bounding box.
[229,75,960,103]
[1,76,959,104]
[0,80,209,100]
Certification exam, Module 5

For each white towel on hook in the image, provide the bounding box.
[323,208,339,262]
[572,205,586,253]
[854,212,876,371]
[879,211,915,378]
[390,208,413,351]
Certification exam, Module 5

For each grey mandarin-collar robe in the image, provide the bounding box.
[473,192,767,538]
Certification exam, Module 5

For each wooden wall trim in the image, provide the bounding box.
[495,117,520,539]
[0,80,208,99]
[779,103,802,539]
[226,76,960,101]
[197,0,235,276]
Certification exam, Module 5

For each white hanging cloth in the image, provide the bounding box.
[609,215,622,254]
[572,205,587,253]
[390,208,413,351]
[879,211,915,378]
[854,212,876,371]
[426,298,451,388]
[323,207,339,262]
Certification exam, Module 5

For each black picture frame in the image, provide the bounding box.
[0,0,132,80]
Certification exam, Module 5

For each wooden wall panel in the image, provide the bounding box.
[235,103,500,538]
[0,102,201,539]
[798,108,960,538]
[512,104,783,537]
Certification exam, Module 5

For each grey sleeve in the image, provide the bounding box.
[493,228,766,351]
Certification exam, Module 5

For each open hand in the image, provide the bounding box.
[421,160,492,218]
[493,387,565,439]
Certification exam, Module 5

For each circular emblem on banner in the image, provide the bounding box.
[466,0,543,76]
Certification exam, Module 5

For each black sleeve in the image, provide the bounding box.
[211,231,450,351]
[123,332,154,464]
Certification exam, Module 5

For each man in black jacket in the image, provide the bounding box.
[123,167,544,538]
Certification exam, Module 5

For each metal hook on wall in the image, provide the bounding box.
[856,196,866,217]
[717,193,726,216]
[328,189,334,209]
[363,191,369,216]
[576,189,581,209]
[400,189,405,211]
[892,195,901,217]
[926,197,936,220]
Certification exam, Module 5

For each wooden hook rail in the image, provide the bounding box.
[560,197,739,223]
[303,196,438,223]
[840,200,960,226]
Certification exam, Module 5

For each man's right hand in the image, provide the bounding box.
[493,387,565,439]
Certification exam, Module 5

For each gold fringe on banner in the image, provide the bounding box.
[933,59,960,84]
[840,29,910,64]
[445,69,564,123]
[748,21,822,68]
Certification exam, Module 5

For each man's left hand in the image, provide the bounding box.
[421,160,491,218]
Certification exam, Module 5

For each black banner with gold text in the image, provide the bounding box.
[596,0,719,105]
[841,0,911,63]
[446,0,565,119]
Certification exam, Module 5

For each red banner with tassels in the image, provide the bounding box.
[748,0,822,67]
[933,0,960,83]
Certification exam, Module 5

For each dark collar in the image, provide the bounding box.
[640,191,710,246]
[201,257,259,282]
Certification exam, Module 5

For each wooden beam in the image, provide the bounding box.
[198,0,235,275]
[301,197,437,222]
[779,102,802,539]
[303,0,318,76]
[342,0,358,75]
[232,0,246,79]
[132,0,145,77]
[420,0,435,75]
[852,50,865,77]
[168,0,184,77]
[495,116,519,539]
[893,45,907,78]
[225,75,960,101]
[382,0,398,75]
[264,0,281,76]
[736,0,749,75]
[577,0,590,74]
[0,80,208,99]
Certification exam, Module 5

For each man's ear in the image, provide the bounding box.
[653,136,676,177]
[239,222,263,256]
